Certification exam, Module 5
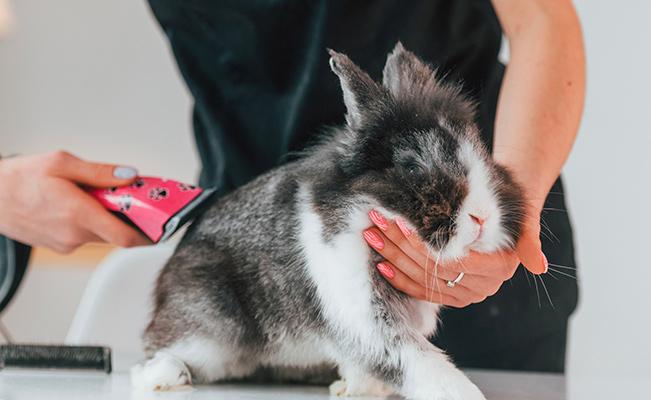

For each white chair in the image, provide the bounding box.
[65,243,176,372]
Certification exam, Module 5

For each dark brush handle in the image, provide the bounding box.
[0,344,111,373]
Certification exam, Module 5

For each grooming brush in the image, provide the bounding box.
[0,344,111,372]
[87,176,217,243]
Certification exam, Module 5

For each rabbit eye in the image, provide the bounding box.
[402,160,423,175]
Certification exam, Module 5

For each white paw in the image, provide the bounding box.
[444,373,485,400]
[330,379,348,396]
[329,379,395,398]
[420,372,485,400]
[403,367,485,400]
[131,351,192,391]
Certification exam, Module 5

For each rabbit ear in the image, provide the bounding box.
[382,42,438,98]
[328,49,383,129]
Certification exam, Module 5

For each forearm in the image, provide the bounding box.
[492,0,585,210]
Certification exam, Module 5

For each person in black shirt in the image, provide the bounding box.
[0,0,584,372]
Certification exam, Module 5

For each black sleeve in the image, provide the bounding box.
[0,236,31,314]
[0,153,31,313]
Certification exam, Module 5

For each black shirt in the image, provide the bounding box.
[148,0,578,372]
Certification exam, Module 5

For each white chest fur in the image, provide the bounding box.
[297,186,440,355]
[298,188,378,348]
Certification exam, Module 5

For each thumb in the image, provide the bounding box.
[516,222,547,275]
[48,151,138,188]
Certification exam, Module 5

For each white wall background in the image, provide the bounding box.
[565,1,651,398]
[0,0,649,397]
[0,0,199,182]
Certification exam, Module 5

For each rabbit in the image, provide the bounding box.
[131,43,525,400]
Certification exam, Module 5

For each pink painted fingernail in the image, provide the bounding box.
[363,230,385,250]
[396,218,412,237]
[377,262,395,279]
[542,252,549,273]
[368,210,389,231]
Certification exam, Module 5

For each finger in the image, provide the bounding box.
[375,260,428,299]
[437,295,475,308]
[368,210,430,267]
[517,234,547,275]
[427,268,503,298]
[45,151,138,188]
[363,228,436,285]
[395,216,429,253]
[423,290,470,307]
[441,250,519,277]
[426,275,480,303]
[83,230,105,243]
[515,210,547,275]
[375,260,467,306]
[49,229,103,254]
[76,195,150,247]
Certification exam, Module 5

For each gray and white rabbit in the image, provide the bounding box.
[131,43,524,400]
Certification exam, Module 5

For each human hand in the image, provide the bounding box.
[363,209,547,307]
[0,151,150,253]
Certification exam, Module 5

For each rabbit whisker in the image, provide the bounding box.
[538,274,554,309]
[547,267,578,281]
[548,262,576,270]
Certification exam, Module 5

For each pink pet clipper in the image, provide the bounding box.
[87,177,217,243]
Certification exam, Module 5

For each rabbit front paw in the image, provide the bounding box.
[329,378,395,397]
[130,351,192,391]
[404,368,485,400]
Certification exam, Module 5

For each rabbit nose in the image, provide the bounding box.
[469,214,486,226]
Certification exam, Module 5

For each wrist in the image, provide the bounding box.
[516,174,550,213]
[493,158,551,215]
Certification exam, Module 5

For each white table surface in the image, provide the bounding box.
[0,369,564,400]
